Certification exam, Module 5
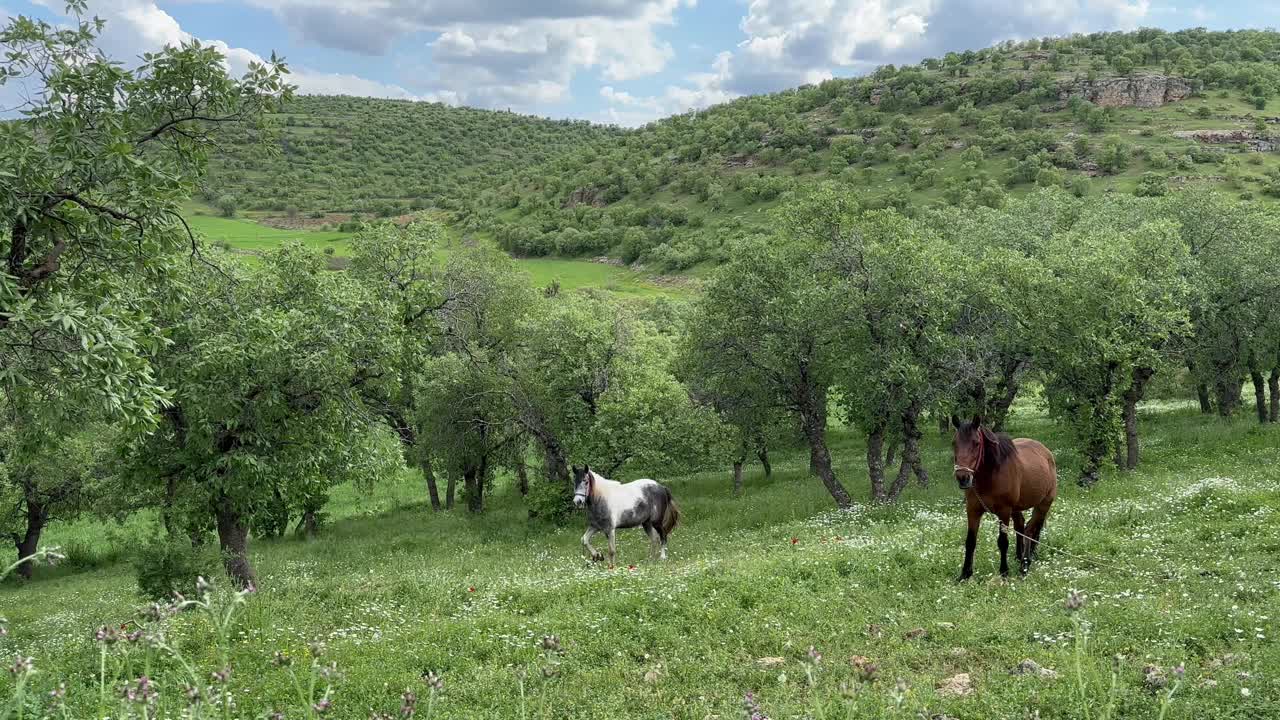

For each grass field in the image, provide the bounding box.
[3,400,1277,718]
[185,212,680,297]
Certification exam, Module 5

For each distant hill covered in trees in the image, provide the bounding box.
[205,28,1280,270]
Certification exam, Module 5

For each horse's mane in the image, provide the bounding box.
[980,427,1018,470]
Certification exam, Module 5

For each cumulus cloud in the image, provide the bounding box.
[611,0,1152,120]
[220,0,691,109]
[24,1,431,101]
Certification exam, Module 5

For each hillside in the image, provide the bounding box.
[204,29,1280,272]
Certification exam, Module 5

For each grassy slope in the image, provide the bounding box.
[186,212,678,297]
[4,401,1277,718]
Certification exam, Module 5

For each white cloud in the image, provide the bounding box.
[24,1,431,101]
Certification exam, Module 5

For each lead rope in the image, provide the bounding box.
[970,488,1140,577]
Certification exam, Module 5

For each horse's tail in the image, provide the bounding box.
[661,491,680,536]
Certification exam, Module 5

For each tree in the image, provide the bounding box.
[1165,189,1280,418]
[512,291,726,517]
[415,246,535,514]
[1031,210,1191,486]
[124,246,402,587]
[217,195,239,217]
[819,207,968,502]
[689,197,855,508]
[1134,172,1169,197]
[1,4,291,429]
[0,405,113,578]
[348,220,448,509]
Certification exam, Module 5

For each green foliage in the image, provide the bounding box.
[132,535,215,601]
[0,7,290,427]
[1097,137,1131,174]
[1135,172,1170,197]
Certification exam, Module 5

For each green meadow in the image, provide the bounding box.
[4,399,1277,719]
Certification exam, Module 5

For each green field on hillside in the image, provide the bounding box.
[187,212,679,296]
[3,401,1277,719]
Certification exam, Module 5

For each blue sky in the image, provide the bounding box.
[6,1,1272,125]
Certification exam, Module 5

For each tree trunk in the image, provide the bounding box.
[1215,377,1241,417]
[886,402,927,501]
[1269,367,1279,423]
[732,458,745,497]
[421,455,442,511]
[445,471,456,510]
[12,498,47,580]
[464,458,486,514]
[989,357,1026,432]
[1122,367,1154,471]
[937,412,950,435]
[1196,382,1213,415]
[799,386,852,508]
[296,510,319,541]
[884,439,898,472]
[866,425,887,503]
[214,496,257,590]
[1078,365,1118,487]
[1251,370,1268,424]
[516,461,529,496]
[756,446,772,478]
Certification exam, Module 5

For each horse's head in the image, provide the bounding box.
[951,414,985,490]
[571,465,593,509]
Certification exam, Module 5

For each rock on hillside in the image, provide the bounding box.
[1058,74,1192,108]
[1172,129,1276,152]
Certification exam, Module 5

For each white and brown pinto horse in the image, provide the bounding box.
[572,465,680,565]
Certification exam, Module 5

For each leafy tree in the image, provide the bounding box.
[416,246,534,514]
[348,220,448,508]
[689,197,855,507]
[0,406,113,578]
[821,207,968,501]
[1135,172,1170,197]
[1,2,291,427]
[1030,210,1191,485]
[124,246,402,587]
[217,195,239,218]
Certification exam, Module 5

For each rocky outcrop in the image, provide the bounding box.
[1057,74,1192,108]
[562,187,606,208]
[1172,129,1275,152]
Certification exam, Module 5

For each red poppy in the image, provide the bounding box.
[467,586,475,593]
[791,537,799,545]
[628,565,636,571]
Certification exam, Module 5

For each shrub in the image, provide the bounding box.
[133,536,216,601]
[216,194,238,217]
[1134,172,1169,197]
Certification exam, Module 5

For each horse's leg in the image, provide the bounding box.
[958,501,982,581]
[643,522,658,559]
[582,527,602,562]
[1026,505,1051,569]
[996,510,1012,578]
[1012,511,1027,574]
[606,527,618,567]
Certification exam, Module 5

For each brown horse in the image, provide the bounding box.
[951,415,1057,580]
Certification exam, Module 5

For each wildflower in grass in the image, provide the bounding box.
[314,695,333,713]
[742,691,769,720]
[320,661,343,682]
[273,650,293,667]
[196,575,213,598]
[401,689,417,717]
[8,655,33,676]
[423,671,444,692]
[1065,590,1087,612]
[211,665,233,684]
[807,646,822,664]
[94,625,120,644]
[890,678,909,710]
[540,635,562,653]
[184,684,202,705]
[122,675,158,705]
